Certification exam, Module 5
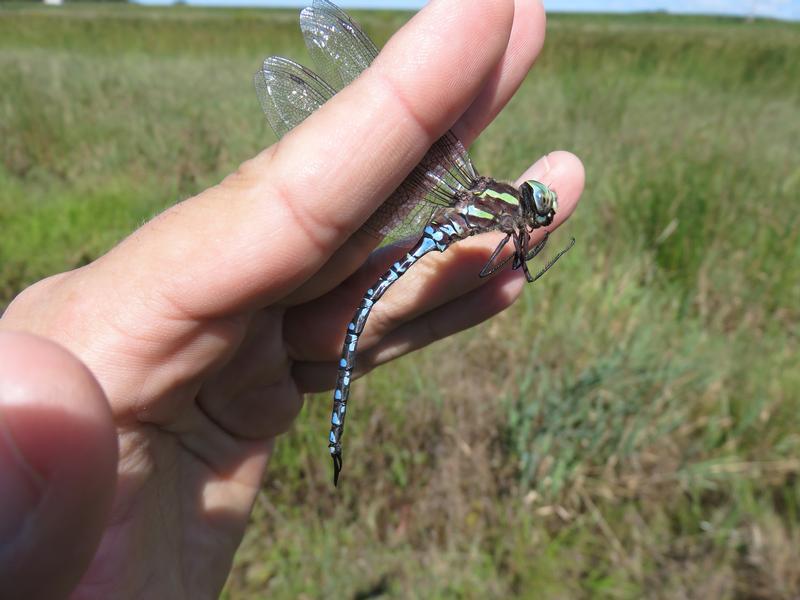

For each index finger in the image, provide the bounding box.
[101,0,518,317]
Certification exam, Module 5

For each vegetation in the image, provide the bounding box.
[1,3,798,597]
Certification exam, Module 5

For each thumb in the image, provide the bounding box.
[0,331,117,599]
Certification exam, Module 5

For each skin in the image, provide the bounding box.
[0,0,584,598]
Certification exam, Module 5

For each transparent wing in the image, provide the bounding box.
[366,132,480,240]
[298,2,481,241]
[254,56,336,140]
[300,0,378,91]
[258,1,480,243]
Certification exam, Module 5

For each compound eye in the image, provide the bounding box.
[533,187,547,213]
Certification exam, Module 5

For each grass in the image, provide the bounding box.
[2,3,799,597]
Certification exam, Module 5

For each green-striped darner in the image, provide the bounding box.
[255,0,573,486]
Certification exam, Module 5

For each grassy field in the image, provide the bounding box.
[2,3,799,597]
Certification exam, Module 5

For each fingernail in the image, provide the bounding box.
[0,417,41,542]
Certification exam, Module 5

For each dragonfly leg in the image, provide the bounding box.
[478,232,513,278]
[510,230,523,270]
[525,231,550,261]
[510,231,536,282]
[524,231,542,282]
[530,237,576,283]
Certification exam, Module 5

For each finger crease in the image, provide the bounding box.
[422,311,443,347]
[373,68,440,146]
[272,178,333,257]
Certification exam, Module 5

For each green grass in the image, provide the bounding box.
[2,3,799,598]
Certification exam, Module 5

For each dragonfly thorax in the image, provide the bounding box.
[444,178,567,285]
[449,178,557,238]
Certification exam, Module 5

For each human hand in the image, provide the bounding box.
[0,0,584,597]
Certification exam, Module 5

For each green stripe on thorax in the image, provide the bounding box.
[479,187,519,206]
[465,205,495,220]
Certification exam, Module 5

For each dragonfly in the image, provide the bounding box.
[255,0,574,486]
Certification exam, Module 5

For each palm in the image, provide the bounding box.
[69,254,447,597]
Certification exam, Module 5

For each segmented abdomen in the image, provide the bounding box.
[328,223,460,486]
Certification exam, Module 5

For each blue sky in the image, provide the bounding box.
[136,0,799,20]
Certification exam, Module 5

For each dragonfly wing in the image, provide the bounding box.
[261,2,480,244]
[299,2,480,242]
[254,56,337,140]
[365,131,480,242]
[300,0,378,91]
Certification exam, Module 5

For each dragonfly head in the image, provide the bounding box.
[520,180,557,228]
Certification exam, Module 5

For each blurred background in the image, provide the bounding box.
[1,0,798,597]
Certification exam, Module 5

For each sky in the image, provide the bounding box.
[135,0,800,21]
